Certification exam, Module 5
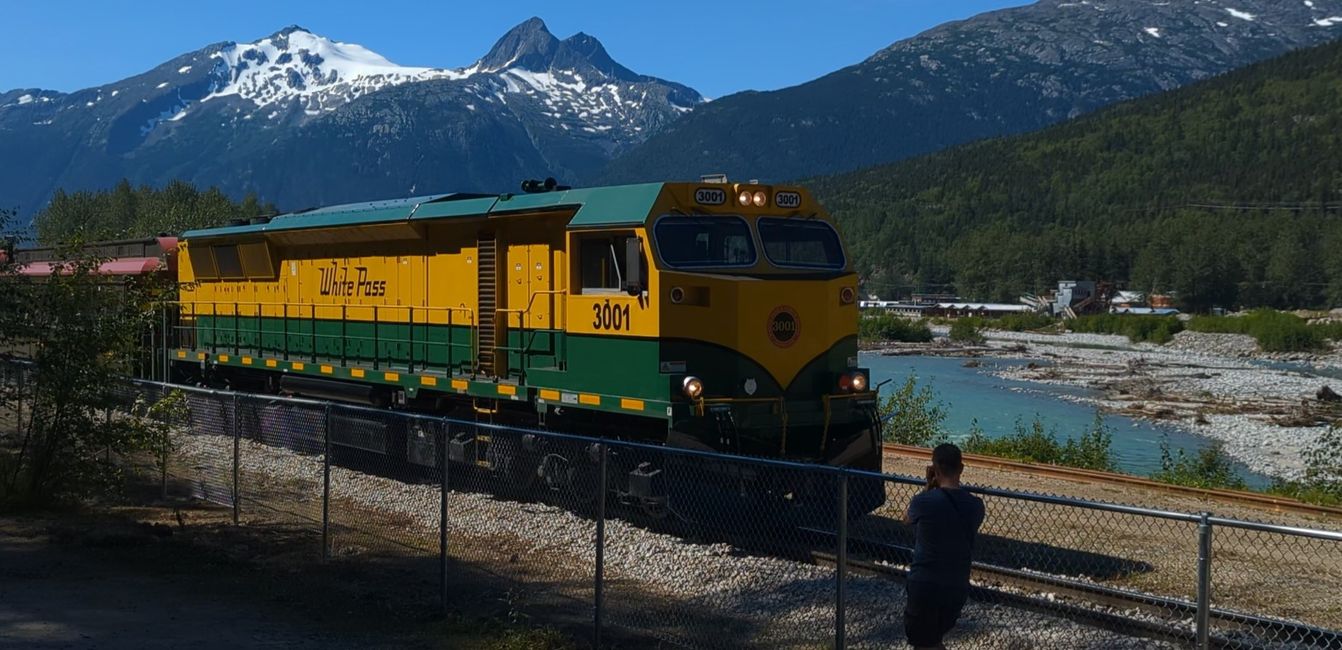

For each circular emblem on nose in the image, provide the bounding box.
[743,378,758,396]
[767,306,800,348]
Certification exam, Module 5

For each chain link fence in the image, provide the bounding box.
[23,375,1342,649]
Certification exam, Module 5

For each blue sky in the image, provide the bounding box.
[2,0,1026,98]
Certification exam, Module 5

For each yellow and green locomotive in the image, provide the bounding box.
[172,180,882,517]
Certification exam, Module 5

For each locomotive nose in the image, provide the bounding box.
[731,276,856,392]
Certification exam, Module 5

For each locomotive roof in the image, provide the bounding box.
[182,183,666,240]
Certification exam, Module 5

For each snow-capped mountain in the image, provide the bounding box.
[603,0,1342,184]
[0,18,702,221]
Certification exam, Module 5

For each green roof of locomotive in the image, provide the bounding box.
[182,182,666,240]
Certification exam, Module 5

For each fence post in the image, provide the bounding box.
[1196,512,1213,649]
[594,443,608,649]
[231,393,240,525]
[160,383,169,501]
[836,471,848,650]
[322,402,333,562]
[439,422,450,615]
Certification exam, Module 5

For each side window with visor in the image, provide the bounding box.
[579,234,646,294]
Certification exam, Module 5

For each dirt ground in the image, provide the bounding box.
[881,453,1342,530]
[0,491,590,650]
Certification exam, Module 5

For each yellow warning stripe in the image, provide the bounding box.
[620,398,644,412]
[497,384,517,397]
[579,394,600,406]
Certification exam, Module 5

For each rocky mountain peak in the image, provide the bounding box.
[477,17,561,72]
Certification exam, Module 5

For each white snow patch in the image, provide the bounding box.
[1305,0,1315,6]
[204,29,469,109]
[17,94,33,105]
[156,82,170,89]
[110,90,119,97]
[1143,27,1162,38]
[1217,21,1230,27]
[1225,8,1256,21]
[85,101,95,107]
[178,65,192,74]
[1315,16,1342,26]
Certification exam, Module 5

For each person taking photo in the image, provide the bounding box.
[902,443,986,649]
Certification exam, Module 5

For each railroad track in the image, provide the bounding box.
[797,527,1342,649]
[884,443,1342,519]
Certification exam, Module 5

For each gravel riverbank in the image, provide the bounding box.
[886,327,1342,480]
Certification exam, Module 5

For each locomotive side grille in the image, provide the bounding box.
[476,233,498,376]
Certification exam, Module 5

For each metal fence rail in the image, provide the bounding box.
[29,377,1342,648]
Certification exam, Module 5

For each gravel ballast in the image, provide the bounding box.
[175,432,1184,649]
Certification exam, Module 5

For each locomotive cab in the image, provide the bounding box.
[640,184,881,475]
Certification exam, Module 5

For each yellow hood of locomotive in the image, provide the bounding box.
[660,272,859,389]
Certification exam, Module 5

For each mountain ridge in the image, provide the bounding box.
[0,18,702,221]
[598,0,1342,185]
[808,36,1342,309]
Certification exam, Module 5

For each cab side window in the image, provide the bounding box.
[578,234,646,295]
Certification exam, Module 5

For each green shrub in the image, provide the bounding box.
[1268,426,1342,506]
[948,317,986,344]
[1068,314,1184,344]
[1187,309,1327,352]
[1151,441,1247,490]
[859,312,933,343]
[961,414,1115,471]
[879,375,948,447]
[992,312,1057,332]
[1312,320,1342,342]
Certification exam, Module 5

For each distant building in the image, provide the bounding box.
[859,300,931,318]
[1053,280,1098,317]
[928,302,1035,319]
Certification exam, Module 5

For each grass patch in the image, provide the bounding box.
[1187,309,1336,352]
[425,617,576,650]
[1267,426,1342,506]
[1068,314,1184,344]
[948,317,986,345]
[961,415,1115,472]
[991,312,1057,332]
[859,312,933,343]
[1151,441,1247,490]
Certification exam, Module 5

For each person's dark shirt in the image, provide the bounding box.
[906,487,986,588]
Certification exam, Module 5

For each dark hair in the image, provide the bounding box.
[932,443,964,474]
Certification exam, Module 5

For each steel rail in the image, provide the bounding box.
[801,529,1342,649]
[884,443,1342,519]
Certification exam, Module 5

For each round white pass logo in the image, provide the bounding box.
[695,187,726,206]
[774,191,802,209]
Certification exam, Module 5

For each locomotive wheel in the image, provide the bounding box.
[486,434,538,498]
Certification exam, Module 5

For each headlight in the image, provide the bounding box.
[851,371,868,392]
[738,190,752,206]
[752,190,767,207]
[682,376,704,399]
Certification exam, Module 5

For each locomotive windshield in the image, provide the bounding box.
[653,216,756,268]
[757,218,845,270]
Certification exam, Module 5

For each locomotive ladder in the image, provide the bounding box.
[476,233,499,377]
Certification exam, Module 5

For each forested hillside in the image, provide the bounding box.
[812,38,1342,310]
